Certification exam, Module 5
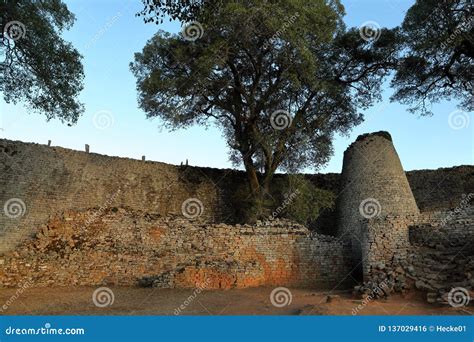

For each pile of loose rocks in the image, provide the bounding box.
[353,259,412,299]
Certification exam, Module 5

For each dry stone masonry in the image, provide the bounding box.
[0,210,352,289]
[0,133,473,303]
[337,132,420,281]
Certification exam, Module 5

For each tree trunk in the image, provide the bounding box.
[243,156,260,195]
[242,155,270,222]
[262,171,273,196]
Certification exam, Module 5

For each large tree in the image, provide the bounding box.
[132,0,399,214]
[391,0,473,115]
[0,0,84,124]
[137,0,219,23]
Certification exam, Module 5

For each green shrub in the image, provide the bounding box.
[271,175,335,225]
[232,174,336,225]
[231,182,273,223]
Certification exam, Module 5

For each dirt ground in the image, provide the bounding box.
[0,287,472,316]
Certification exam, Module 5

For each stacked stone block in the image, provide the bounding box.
[0,209,353,289]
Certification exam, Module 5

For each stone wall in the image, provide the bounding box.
[407,204,474,303]
[1,138,472,255]
[0,138,246,254]
[407,166,474,211]
[1,136,473,293]
[354,203,474,300]
[0,208,353,289]
[361,215,415,279]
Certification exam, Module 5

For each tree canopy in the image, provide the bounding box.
[137,0,219,24]
[391,0,473,115]
[0,0,84,124]
[132,0,399,215]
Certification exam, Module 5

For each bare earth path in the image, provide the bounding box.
[1,287,472,316]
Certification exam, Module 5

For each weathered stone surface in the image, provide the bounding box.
[0,210,353,289]
[336,132,420,283]
[1,138,471,254]
[0,135,472,303]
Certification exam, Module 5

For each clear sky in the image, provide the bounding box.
[0,0,472,173]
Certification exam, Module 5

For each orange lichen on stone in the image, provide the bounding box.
[174,267,237,289]
[149,226,167,242]
[236,273,266,288]
[239,245,299,286]
[0,208,353,289]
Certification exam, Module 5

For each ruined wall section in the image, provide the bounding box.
[407,204,474,302]
[1,138,472,256]
[0,139,236,253]
[0,209,353,289]
[355,203,474,299]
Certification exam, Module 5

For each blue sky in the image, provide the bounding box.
[0,0,472,173]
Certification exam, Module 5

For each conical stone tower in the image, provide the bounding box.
[337,131,419,280]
